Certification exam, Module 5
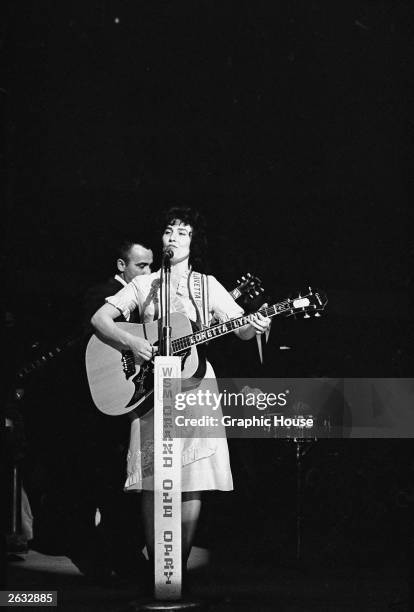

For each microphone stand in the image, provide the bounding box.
[160,253,172,356]
[129,250,203,608]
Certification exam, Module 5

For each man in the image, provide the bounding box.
[83,239,153,325]
[67,239,153,585]
[115,240,153,284]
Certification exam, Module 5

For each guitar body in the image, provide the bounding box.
[85,312,204,416]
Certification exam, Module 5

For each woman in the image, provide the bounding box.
[91,207,270,579]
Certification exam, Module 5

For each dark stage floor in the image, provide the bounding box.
[6,547,409,611]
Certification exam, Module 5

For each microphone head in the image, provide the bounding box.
[163,247,174,260]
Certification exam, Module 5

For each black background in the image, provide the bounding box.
[2,0,414,570]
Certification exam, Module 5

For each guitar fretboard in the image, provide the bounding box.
[171,300,292,354]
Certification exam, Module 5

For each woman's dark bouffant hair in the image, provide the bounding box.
[160,206,208,272]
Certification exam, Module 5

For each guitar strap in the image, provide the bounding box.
[188,271,210,330]
[153,270,209,329]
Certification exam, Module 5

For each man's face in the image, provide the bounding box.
[117,244,153,282]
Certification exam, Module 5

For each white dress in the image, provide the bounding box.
[105,269,244,492]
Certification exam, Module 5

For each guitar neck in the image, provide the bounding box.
[171,300,289,354]
[16,336,80,380]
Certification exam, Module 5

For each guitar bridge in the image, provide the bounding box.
[121,350,136,380]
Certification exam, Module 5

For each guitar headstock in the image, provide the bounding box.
[233,272,264,301]
[286,287,328,318]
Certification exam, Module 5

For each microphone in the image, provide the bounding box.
[162,247,174,262]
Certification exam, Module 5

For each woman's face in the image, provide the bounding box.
[162,219,193,264]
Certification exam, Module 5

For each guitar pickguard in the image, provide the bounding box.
[120,350,154,410]
[178,349,191,369]
[125,361,154,409]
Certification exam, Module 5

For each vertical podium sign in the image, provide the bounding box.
[154,356,182,600]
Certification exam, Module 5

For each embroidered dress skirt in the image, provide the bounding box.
[125,362,233,492]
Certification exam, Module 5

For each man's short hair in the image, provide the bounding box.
[116,238,150,263]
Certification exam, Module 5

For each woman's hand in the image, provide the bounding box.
[249,305,271,335]
[129,336,157,365]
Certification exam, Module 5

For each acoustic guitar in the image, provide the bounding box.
[85,287,327,417]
